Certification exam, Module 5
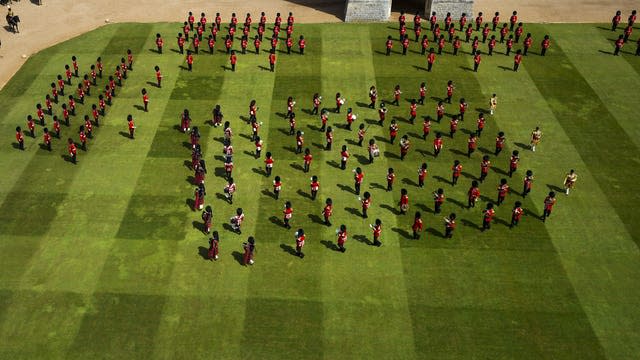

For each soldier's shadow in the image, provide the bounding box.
[198,246,209,260]
[231,251,244,265]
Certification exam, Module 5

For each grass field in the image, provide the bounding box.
[0,20,639,359]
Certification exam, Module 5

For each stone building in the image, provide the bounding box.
[344,0,473,22]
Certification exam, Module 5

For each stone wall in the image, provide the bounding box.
[344,0,392,22]
[425,0,474,19]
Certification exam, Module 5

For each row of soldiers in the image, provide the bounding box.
[193,79,579,262]
[14,52,139,163]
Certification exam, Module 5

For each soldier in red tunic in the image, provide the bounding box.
[514,49,523,71]
[357,123,366,147]
[409,99,417,123]
[496,178,510,205]
[208,231,219,261]
[523,170,534,198]
[26,115,36,138]
[614,34,624,56]
[310,175,319,200]
[15,126,24,150]
[427,48,436,72]
[468,180,480,208]
[480,155,491,182]
[467,133,477,157]
[542,192,556,222]
[298,35,306,55]
[509,10,518,31]
[68,138,77,163]
[323,198,333,226]
[303,148,313,173]
[444,213,456,238]
[141,88,149,112]
[194,183,206,211]
[242,236,255,265]
[389,119,398,144]
[399,188,409,214]
[510,201,523,228]
[482,203,495,231]
[155,66,162,88]
[386,168,396,191]
[509,150,520,177]
[272,176,282,200]
[422,116,432,140]
[283,201,293,229]
[360,191,371,218]
[451,160,462,185]
[128,115,136,139]
[264,152,274,176]
[399,135,410,160]
[295,229,306,258]
[340,145,350,170]
[541,35,550,56]
[495,131,506,156]
[433,132,443,157]
[155,33,164,54]
[418,163,427,187]
[412,212,423,239]
[353,167,364,195]
[269,49,276,72]
[370,219,383,246]
[202,206,213,234]
[53,116,61,138]
[433,188,445,213]
[336,224,348,252]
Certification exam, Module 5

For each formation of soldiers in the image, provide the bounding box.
[11,9,587,266]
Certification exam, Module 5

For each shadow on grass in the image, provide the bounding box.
[297,189,312,200]
[426,227,444,238]
[353,234,371,245]
[320,240,339,251]
[391,227,412,239]
[344,207,362,217]
[280,243,297,256]
[231,251,244,265]
[198,246,210,260]
[269,216,285,228]
[380,203,400,215]
[461,218,482,230]
[337,184,354,194]
[192,220,206,234]
[262,189,277,199]
[546,184,564,193]
[308,213,326,225]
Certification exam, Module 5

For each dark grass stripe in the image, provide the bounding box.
[412,306,606,359]
[0,55,49,97]
[170,75,225,100]
[0,192,66,236]
[68,293,165,358]
[367,24,607,358]
[241,298,323,359]
[593,25,640,79]
[115,195,190,240]
[0,290,87,358]
[147,101,213,158]
[0,290,11,323]
[103,23,154,55]
[528,24,640,247]
[241,25,325,356]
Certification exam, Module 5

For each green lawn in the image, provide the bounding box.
[0,21,639,359]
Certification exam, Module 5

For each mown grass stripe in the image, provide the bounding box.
[472,25,638,359]
[552,24,640,148]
